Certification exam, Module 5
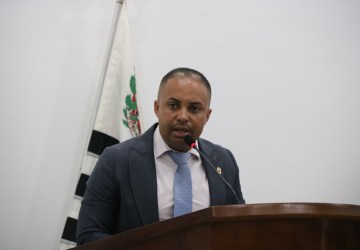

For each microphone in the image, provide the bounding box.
[184,135,241,204]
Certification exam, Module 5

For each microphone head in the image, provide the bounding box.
[184,135,196,148]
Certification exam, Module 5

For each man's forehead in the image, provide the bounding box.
[158,76,211,104]
[166,96,205,104]
[161,76,206,90]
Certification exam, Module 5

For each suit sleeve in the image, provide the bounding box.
[77,147,120,245]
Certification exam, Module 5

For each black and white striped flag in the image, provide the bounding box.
[59,1,142,248]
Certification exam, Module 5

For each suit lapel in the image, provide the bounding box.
[128,125,159,225]
[199,140,226,206]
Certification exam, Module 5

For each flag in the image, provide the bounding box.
[59,1,141,248]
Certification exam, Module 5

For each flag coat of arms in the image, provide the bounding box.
[59,1,142,248]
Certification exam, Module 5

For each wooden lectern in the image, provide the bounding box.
[73,203,360,250]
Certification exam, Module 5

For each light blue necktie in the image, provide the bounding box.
[168,151,192,217]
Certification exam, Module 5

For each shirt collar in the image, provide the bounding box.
[153,127,200,159]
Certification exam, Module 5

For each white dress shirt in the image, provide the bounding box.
[153,127,210,221]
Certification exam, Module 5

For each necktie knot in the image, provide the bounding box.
[168,151,191,166]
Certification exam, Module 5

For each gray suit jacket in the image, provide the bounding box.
[77,123,245,245]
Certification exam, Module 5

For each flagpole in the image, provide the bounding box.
[88,1,122,140]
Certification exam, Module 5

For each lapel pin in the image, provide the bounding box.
[216,167,222,175]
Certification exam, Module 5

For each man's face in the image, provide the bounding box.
[154,76,212,152]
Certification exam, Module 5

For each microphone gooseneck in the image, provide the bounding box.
[184,135,241,204]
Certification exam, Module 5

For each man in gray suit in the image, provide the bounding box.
[77,67,245,245]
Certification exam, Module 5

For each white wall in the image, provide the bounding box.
[1,0,359,249]
[0,0,116,249]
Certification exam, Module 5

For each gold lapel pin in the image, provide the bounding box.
[216,167,222,175]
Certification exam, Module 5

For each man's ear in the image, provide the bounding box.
[205,108,212,123]
[154,100,159,117]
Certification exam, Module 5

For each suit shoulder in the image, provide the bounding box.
[198,137,230,152]
[102,124,156,155]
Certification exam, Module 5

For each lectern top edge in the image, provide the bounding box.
[209,202,360,220]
